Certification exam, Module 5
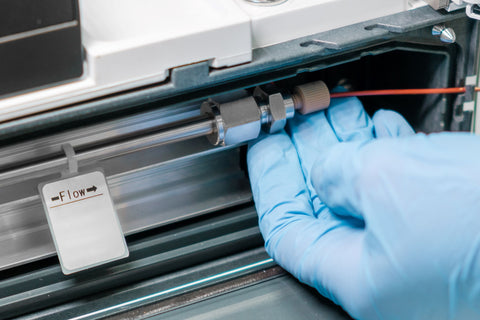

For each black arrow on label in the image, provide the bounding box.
[51,196,60,201]
[86,186,97,193]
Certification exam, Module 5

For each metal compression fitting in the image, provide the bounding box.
[201,80,330,146]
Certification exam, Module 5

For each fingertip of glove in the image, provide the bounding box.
[373,109,415,138]
[327,94,373,142]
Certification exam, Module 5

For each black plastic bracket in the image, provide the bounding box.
[0,0,83,97]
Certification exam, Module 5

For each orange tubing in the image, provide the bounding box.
[330,87,480,98]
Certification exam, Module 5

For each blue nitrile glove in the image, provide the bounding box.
[247,94,480,320]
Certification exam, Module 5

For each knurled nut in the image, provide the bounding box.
[293,80,331,115]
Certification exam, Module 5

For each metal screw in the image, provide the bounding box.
[432,25,456,44]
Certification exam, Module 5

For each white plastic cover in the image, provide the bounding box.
[0,0,407,121]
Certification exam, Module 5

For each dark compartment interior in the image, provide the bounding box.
[276,46,457,133]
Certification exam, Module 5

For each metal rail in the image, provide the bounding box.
[0,119,214,182]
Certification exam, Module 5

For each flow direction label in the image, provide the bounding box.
[49,184,99,206]
[39,171,128,275]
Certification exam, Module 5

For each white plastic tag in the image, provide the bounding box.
[39,171,128,274]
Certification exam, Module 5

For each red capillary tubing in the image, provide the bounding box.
[330,87,480,99]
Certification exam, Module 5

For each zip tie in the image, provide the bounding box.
[61,143,78,175]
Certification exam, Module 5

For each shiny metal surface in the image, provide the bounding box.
[0,120,214,183]
[202,96,262,146]
[432,25,457,43]
[283,93,296,120]
[432,24,446,36]
[220,97,262,146]
[439,27,457,43]
[79,119,214,161]
[159,272,351,320]
[0,99,252,271]
[264,93,287,133]
[0,103,203,172]
[259,102,270,125]
[72,258,275,319]
[201,86,303,144]
[0,145,252,270]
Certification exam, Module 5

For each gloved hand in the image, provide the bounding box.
[247,94,480,320]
